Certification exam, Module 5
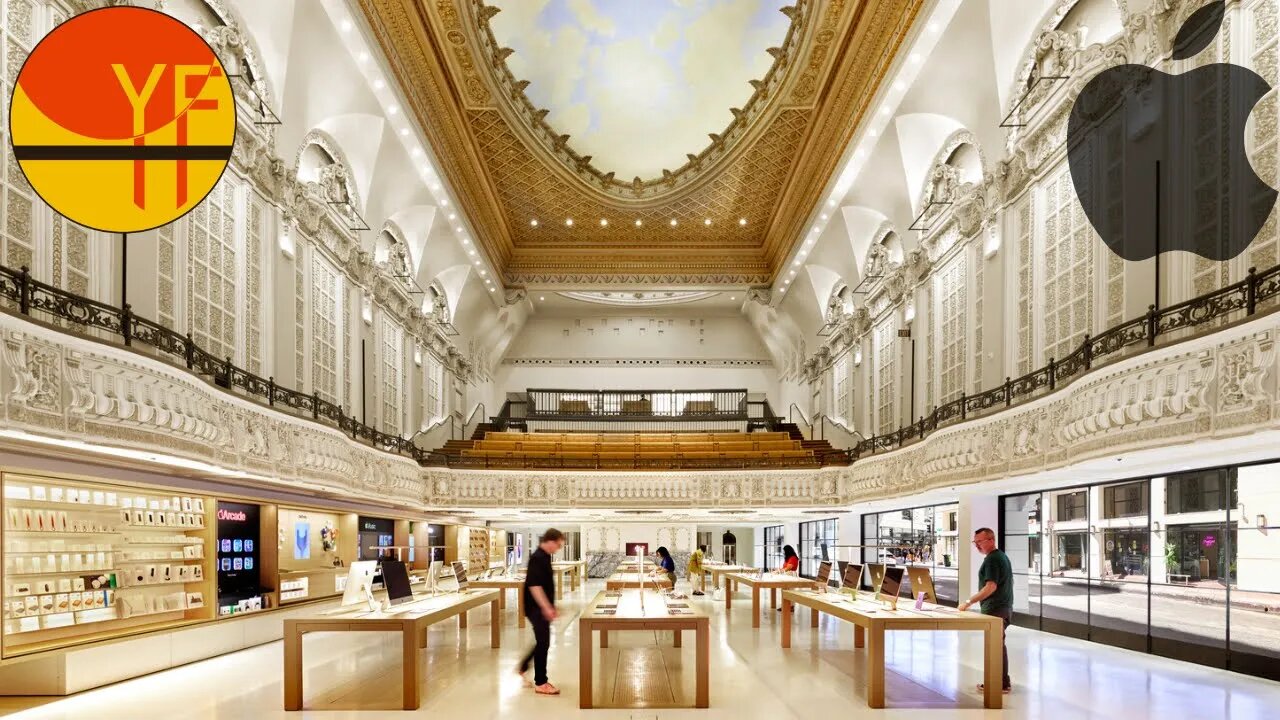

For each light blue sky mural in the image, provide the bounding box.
[489,0,791,179]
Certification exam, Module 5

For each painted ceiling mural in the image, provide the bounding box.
[489,0,792,180]
[359,0,922,285]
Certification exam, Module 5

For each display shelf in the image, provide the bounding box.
[117,540,204,546]
[5,568,114,577]
[116,579,201,589]
[3,530,120,537]
[2,501,119,513]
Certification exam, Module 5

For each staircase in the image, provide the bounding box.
[773,421,850,466]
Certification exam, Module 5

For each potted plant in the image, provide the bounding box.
[943,553,952,567]
[1164,542,1178,573]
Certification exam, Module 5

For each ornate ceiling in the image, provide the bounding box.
[358,0,922,287]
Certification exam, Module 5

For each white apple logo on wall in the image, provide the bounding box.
[1068,0,1276,262]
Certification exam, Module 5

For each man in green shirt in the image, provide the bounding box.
[959,527,1013,693]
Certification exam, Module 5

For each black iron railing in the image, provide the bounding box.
[0,264,450,467]
[525,388,748,420]
[849,264,1280,460]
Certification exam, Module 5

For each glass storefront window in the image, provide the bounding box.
[799,519,837,578]
[859,502,960,603]
[763,525,784,571]
[1056,490,1087,521]
[1103,481,1148,519]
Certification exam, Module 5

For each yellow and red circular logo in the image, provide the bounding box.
[9,6,236,234]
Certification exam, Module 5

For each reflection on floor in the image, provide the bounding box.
[3,579,1279,719]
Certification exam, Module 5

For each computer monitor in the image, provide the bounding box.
[340,561,377,607]
[815,561,833,590]
[880,566,905,608]
[451,560,469,592]
[425,559,443,593]
[381,560,414,606]
[866,563,887,595]
[841,563,863,594]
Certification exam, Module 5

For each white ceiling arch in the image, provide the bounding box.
[893,112,968,218]
[840,205,892,278]
[385,205,438,278]
[432,264,474,322]
[309,113,387,218]
[803,264,845,325]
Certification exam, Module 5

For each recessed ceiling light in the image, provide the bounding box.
[600,218,608,227]
[400,128,409,137]
[670,219,678,226]
[739,218,747,226]
[894,81,905,91]
[373,78,384,90]
[489,287,495,292]
[928,22,939,34]
[431,183,441,191]
[388,105,398,115]
[480,269,487,276]
[463,238,470,245]
[539,296,545,301]
[704,218,711,226]
[341,19,353,32]
[827,199,837,207]
[811,227,819,233]
[868,129,877,138]
[441,199,449,207]
[789,270,795,276]
[910,53,921,64]
[879,107,889,116]
[792,259,800,266]
[455,226,463,233]
[411,147,421,156]
[820,214,828,221]
[565,218,574,227]
[468,249,476,256]
[358,51,369,62]
[730,296,736,300]
[635,219,642,227]
[530,219,539,227]
[448,213,456,220]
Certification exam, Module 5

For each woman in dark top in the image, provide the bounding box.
[781,545,800,574]
[653,546,677,586]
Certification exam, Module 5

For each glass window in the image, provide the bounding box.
[1103,481,1147,519]
[859,502,960,603]
[1056,490,1087,521]
[799,519,837,578]
[763,525,784,571]
[1166,469,1237,515]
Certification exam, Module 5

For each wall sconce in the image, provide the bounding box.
[279,219,296,259]
[1152,521,1161,532]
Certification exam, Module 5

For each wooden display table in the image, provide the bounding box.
[283,589,501,711]
[703,564,753,589]
[780,589,1004,709]
[553,560,587,591]
[578,590,710,709]
[470,577,526,627]
[722,572,817,628]
[606,572,673,590]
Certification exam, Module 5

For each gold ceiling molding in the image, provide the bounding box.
[357,0,922,285]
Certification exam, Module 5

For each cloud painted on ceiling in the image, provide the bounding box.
[489,0,790,180]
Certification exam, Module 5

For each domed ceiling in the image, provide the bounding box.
[357,0,922,287]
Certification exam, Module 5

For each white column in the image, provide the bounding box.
[958,491,1000,601]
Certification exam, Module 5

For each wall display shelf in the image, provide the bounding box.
[2,472,214,657]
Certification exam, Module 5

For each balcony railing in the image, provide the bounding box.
[4,259,1280,472]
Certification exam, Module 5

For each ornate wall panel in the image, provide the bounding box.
[1042,166,1094,364]
[380,315,404,434]
[187,176,239,364]
[310,253,343,405]
[244,191,265,375]
[934,251,966,404]
[874,317,896,434]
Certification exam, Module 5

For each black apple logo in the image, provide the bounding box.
[1068,1,1276,262]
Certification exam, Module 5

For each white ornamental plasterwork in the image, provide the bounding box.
[6,308,1280,513]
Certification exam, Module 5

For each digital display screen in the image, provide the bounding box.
[216,501,261,603]
[816,561,833,588]
[880,567,905,602]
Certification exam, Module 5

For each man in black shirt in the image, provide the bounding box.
[518,528,563,695]
[959,527,1014,694]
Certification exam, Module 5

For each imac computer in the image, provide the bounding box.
[381,560,414,606]
[879,566,905,610]
[841,563,864,600]
[866,563,887,596]
[815,561,833,593]
[340,561,377,609]
[451,561,469,592]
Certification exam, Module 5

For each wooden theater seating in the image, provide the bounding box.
[446,430,823,470]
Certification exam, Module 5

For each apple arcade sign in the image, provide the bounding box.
[1068,0,1277,263]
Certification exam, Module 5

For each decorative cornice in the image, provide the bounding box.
[502,357,772,369]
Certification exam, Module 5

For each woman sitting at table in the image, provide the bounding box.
[780,545,800,575]
[652,546,677,587]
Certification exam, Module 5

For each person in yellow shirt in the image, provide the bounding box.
[687,544,706,596]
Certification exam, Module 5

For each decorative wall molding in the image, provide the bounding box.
[502,357,772,369]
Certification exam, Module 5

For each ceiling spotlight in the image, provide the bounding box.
[431,183,441,191]
[374,78,385,90]
[388,105,399,115]
[730,296,736,301]
[670,218,678,227]
[820,214,828,221]
[789,270,795,276]
[539,296,545,301]
[489,287,495,293]
[455,226,463,233]
[411,147,421,156]
[448,213,456,221]
[704,218,711,226]
[600,218,608,227]
[894,81,905,91]
[827,199,837,207]
[468,249,476,256]
[910,53,922,64]
[811,227,819,233]
[358,51,370,62]
[739,218,747,226]
[480,269,487,276]
[463,238,471,245]
[879,107,889,116]
[565,218,574,227]
[530,219,539,227]
[635,219,643,227]
[792,259,800,266]
[441,199,450,207]
[928,22,939,34]
[400,128,409,137]
[341,19,353,32]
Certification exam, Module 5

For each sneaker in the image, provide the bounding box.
[515,667,532,687]
[977,683,1012,694]
[534,683,560,696]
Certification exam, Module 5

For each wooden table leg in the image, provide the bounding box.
[781,598,792,648]
[600,630,609,648]
[854,624,865,649]
[673,629,682,648]
[771,588,777,609]
[984,622,1004,709]
[498,589,506,610]
[283,623,302,711]
[491,598,501,648]
[459,609,468,630]
[866,624,885,708]
[752,587,761,628]
[725,581,732,610]
[579,622,593,709]
[811,606,820,628]
[695,621,710,709]
[402,625,421,710]
[518,592,526,628]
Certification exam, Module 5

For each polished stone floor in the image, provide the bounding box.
[3,579,1279,719]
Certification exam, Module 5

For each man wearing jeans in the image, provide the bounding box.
[958,527,1013,694]
[518,528,563,696]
